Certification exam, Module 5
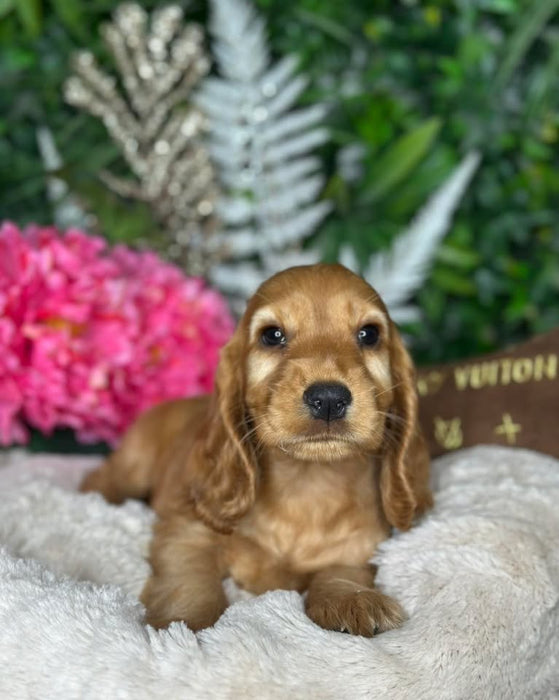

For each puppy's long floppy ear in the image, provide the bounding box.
[380,323,432,531]
[188,330,258,534]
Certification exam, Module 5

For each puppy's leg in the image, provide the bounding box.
[80,450,152,504]
[80,399,193,503]
[141,515,227,631]
[305,565,405,637]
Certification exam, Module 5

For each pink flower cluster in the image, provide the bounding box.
[0,222,235,446]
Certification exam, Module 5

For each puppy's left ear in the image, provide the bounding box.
[188,329,259,534]
[380,323,432,531]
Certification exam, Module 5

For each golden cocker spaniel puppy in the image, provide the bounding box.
[81,263,432,636]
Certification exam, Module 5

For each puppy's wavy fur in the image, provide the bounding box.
[82,264,432,636]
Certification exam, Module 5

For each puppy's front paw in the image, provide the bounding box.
[305,587,405,637]
[141,578,228,632]
[143,598,226,631]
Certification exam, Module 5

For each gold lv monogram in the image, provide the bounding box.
[494,413,522,445]
[417,371,445,397]
[434,417,463,450]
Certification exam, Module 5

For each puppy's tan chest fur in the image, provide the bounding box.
[224,456,390,594]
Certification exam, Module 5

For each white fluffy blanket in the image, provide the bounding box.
[0,446,558,699]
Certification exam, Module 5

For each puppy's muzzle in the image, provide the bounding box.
[303,382,352,422]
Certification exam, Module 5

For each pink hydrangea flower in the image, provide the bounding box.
[0,222,235,446]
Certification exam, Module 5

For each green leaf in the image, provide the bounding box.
[382,145,456,219]
[495,0,559,92]
[483,0,518,14]
[295,8,354,45]
[0,0,16,20]
[430,268,478,296]
[49,0,86,39]
[360,118,442,205]
[1,45,36,70]
[322,173,351,214]
[14,0,41,38]
[436,244,482,270]
[70,176,156,245]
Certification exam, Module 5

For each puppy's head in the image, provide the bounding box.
[245,264,399,461]
[192,264,431,532]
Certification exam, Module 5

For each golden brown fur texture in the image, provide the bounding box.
[81,264,432,636]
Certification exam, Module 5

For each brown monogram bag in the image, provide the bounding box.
[417,328,559,459]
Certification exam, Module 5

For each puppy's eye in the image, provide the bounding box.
[357,324,380,347]
[261,326,287,347]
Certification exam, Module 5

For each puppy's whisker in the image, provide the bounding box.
[239,420,267,447]
[377,411,409,427]
[375,382,405,400]
[331,578,375,593]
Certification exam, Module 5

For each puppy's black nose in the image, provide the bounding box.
[303,382,352,421]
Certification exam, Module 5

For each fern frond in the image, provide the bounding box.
[261,105,328,146]
[259,56,300,94]
[263,202,333,247]
[364,151,481,321]
[198,0,330,301]
[257,176,326,217]
[210,247,321,302]
[265,128,329,164]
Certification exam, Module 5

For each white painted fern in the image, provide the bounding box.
[195,0,330,300]
[341,151,481,324]
[36,126,90,231]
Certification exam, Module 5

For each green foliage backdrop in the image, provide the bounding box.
[1,0,558,365]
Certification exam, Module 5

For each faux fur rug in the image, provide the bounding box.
[0,446,558,699]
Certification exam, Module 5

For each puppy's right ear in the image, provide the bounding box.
[379,321,432,531]
[189,330,258,533]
